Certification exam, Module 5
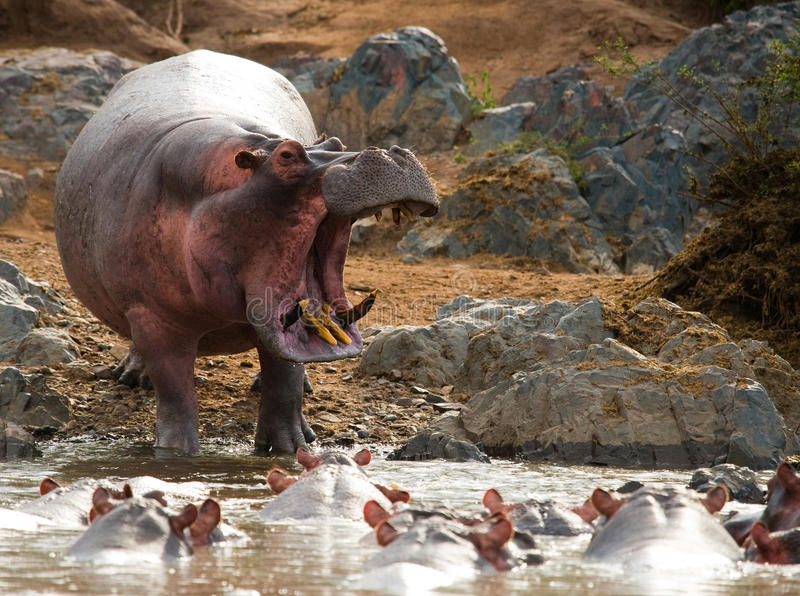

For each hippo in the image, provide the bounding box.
[583,485,741,570]
[259,448,408,522]
[54,49,438,454]
[482,488,591,536]
[68,497,222,562]
[356,506,540,594]
[747,521,800,564]
[760,461,800,532]
[15,476,208,528]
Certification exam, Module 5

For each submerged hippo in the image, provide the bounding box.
[68,497,222,562]
[259,448,408,522]
[54,50,438,454]
[583,485,741,570]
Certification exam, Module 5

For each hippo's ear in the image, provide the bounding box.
[189,499,222,546]
[89,487,115,523]
[777,462,800,497]
[234,149,268,170]
[701,485,728,514]
[591,488,626,520]
[572,498,600,525]
[468,515,514,571]
[750,522,782,564]
[170,504,199,539]
[352,448,371,466]
[373,483,410,504]
[364,500,391,527]
[39,478,60,496]
[375,520,399,546]
[267,468,297,494]
[482,488,505,515]
[297,448,323,471]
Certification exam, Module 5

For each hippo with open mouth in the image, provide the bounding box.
[54,50,438,454]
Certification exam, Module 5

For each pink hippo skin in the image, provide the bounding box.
[54,50,438,454]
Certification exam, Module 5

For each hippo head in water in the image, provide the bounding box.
[232,135,437,363]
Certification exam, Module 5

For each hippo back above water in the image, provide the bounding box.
[54,50,438,454]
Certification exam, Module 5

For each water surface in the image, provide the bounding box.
[0,440,797,595]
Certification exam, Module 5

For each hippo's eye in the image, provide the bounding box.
[280,151,293,160]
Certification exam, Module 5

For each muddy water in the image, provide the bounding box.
[0,440,798,596]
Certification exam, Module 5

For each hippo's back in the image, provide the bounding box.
[54,50,317,334]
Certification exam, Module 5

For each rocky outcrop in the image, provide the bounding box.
[275,27,471,153]
[0,48,139,161]
[0,170,27,224]
[0,367,71,432]
[0,419,40,460]
[398,149,619,273]
[688,463,764,504]
[419,3,800,274]
[389,429,490,463]
[361,295,798,469]
[0,260,75,365]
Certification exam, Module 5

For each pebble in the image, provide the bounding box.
[440,385,454,395]
[356,429,370,439]
[341,374,354,381]
[325,366,337,373]
[317,412,342,424]
[396,397,414,406]
[384,414,398,422]
[432,402,463,413]
[390,369,403,380]
[91,364,114,380]
[424,393,447,404]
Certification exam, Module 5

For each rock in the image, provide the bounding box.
[278,27,471,152]
[0,367,71,431]
[481,63,638,153]
[0,260,63,314]
[398,149,620,274]
[389,429,490,463]
[366,294,796,469]
[0,48,139,161]
[467,103,537,154]
[0,279,39,360]
[0,169,26,224]
[0,419,39,459]
[622,227,681,274]
[15,328,80,365]
[688,463,764,504]
[625,3,800,191]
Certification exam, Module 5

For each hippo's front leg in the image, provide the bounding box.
[254,349,316,454]
[127,307,201,454]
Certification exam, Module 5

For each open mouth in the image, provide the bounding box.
[270,199,431,363]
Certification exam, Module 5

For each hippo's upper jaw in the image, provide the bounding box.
[252,142,438,364]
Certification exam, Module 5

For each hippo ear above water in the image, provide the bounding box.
[39,478,60,496]
[591,489,626,520]
[234,149,268,170]
[701,485,728,514]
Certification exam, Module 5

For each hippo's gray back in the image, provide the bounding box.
[77,49,316,152]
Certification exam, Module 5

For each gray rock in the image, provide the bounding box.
[623,227,681,275]
[398,149,620,274]
[15,328,80,365]
[0,48,140,161]
[0,367,71,431]
[0,419,40,460]
[366,294,796,469]
[688,463,764,504]
[279,27,471,153]
[625,3,800,190]
[0,169,26,224]
[0,279,39,360]
[389,429,490,463]
[467,103,537,153]
[0,260,63,314]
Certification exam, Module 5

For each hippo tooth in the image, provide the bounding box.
[298,300,337,346]
[280,301,303,329]
[392,207,401,225]
[334,289,378,326]
[375,210,383,222]
[321,305,352,345]
[399,203,415,222]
